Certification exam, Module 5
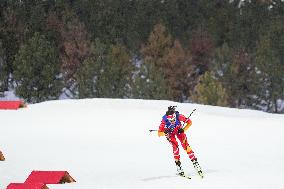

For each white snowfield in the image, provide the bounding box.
[1,98,284,189]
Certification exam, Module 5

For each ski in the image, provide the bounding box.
[197,170,204,179]
[195,166,204,179]
[177,173,191,179]
[192,159,204,179]
[194,165,204,179]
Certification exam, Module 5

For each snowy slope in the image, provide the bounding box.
[1,98,284,189]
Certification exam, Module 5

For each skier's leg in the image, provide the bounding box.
[177,133,196,161]
[177,133,204,178]
[167,135,184,175]
[167,134,180,161]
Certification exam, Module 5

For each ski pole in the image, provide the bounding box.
[181,108,196,128]
[149,129,158,132]
[188,108,196,118]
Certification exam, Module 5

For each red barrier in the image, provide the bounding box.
[7,183,48,189]
[0,100,26,110]
[25,171,76,184]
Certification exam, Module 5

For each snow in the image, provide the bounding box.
[0,91,20,100]
[1,98,284,189]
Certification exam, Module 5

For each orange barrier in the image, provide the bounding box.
[0,100,26,110]
[25,171,76,184]
[0,151,5,161]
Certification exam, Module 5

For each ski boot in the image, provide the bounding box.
[175,160,184,176]
[192,159,204,178]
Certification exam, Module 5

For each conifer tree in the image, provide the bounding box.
[189,30,213,76]
[213,43,234,78]
[233,0,270,51]
[13,32,61,103]
[0,3,25,92]
[0,41,5,96]
[187,30,214,97]
[133,23,172,100]
[255,35,284,113]
[76,39,134,99]
[133,60,169,100]
[192,71,228,107]
[75,48,97,99]
[96,44,133,98]
[47,7,91,97]
[141,23,172,68]
[227,49,255,108]
[163,40,191,102]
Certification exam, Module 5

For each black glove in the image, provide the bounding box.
[178,128,184,134]
[164,129,170,134]
[164,128,174,134]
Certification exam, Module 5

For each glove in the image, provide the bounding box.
[164,129,170,134]
[164,128,174,134]
[158,131,165,137]
[178,128,184,134]
[183,120,192,132]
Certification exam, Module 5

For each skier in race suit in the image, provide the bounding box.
[158,106,201,176]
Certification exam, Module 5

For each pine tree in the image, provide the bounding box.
[141,23,172,67]
[187,29,214,97]
[0,3,26,92]
[46,7,91,97]
[255,34,284,113]
[191,71,228,107]
[133,23,172,100]
[163,40,191,102]
[88,40,109,98]
[95,44,133,98]
[0,41,5,96]
[75,49,97,99]
[205,1,239,47]
[189,30,213,75]
[213,43,234,78]
[76,39,134,99]
[233,0,270,51]
[227,49,256,108]
[13,32,61,103]
[133,60,169,100]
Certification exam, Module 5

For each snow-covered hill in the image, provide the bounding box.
[1,98,284,189]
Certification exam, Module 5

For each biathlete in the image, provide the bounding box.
[158,106,203,177]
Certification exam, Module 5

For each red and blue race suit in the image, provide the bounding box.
[158,112,196,161]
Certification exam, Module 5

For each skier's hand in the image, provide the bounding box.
[178,128,184,134]
[158,131,165,137]
[164,129,170,134]
[183,120,192,132]
[165,128,175,135]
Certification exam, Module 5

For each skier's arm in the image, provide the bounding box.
[183,119,192,132]
[179,114,192,132]
[158,120,166,137]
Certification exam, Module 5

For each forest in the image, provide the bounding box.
[0,0,283,113]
